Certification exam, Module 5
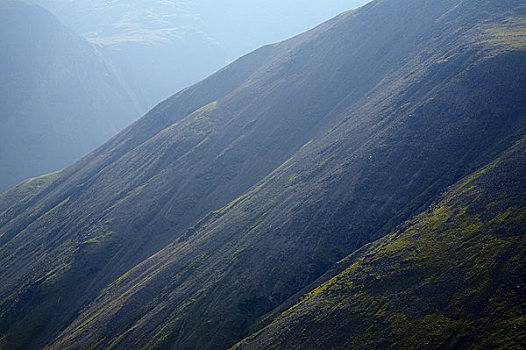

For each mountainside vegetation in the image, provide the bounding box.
[0,0,525,349]
[0,0,141,192]
[233,137,526,349]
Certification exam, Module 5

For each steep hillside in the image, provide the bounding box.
[0,0,525,349]
[0,0,140,192]
[234,137,526,350]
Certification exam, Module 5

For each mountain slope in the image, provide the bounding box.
[0,0,525,349]
[234,136,526,350]
[38,1,526,349]
[0,0,141,192]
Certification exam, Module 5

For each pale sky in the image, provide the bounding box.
[197,0,372,60]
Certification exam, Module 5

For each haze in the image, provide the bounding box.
[28,0,372,110]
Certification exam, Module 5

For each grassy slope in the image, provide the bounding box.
[45,2,526,349]
[0,1,525,349]
[234,138,526,350]
[0,31,281,350]
[0,6,378,348]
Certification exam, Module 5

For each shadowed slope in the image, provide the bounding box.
[0,2,412,347]
[34,1,526,349]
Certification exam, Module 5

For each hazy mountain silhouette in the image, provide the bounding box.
[27,0,370,110]
[0,0,141,192]
[0,0,524,349]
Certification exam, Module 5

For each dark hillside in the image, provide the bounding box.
[0,0,524,349]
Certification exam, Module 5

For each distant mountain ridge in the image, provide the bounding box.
[0,0,525,349]
[0,0,141,192]
[27,0,371,109]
